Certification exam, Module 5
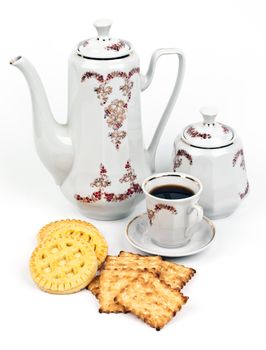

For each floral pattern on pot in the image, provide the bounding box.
[81,68,140,149]
[94,85,113,105]
[239,181,249,200]
[105,40,126,52]
[108,130,127,149]
[187,126,211,139]
[173,149,193,171]
[74,161,142,203]
[147,204,177,225]
[232,149,246,170]
[105,99,127,129]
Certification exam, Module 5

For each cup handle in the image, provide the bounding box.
[185,204,204,238]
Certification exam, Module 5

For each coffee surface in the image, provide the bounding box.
[150,184,194,200]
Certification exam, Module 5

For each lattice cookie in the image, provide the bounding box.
[30,236,97,294]
[37,219,108,267]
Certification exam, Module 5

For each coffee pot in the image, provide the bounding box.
[11,19,184,220]
[172,107,249,219]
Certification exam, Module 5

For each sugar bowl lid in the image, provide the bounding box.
[77,19,132,59]
[182,107,234,149]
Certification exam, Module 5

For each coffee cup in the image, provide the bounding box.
[142,172,203,248]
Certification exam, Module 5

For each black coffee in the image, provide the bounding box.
[150,184,194,200]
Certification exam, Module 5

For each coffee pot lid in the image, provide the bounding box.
[77,19,132,59]
[182,107,234,148]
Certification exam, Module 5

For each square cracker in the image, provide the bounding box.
[88,276,100,297]
[119,251,196,290]
[105,254,162,272]
[93,253,162,313]
[159,260,196,290]
[98,269,144,313]
[116,271,188,330]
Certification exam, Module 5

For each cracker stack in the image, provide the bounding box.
[29,221,196,330]
[88,251,196,330]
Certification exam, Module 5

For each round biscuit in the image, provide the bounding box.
[30,236,98,294]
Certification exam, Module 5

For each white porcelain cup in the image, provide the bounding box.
[142,172,203,248]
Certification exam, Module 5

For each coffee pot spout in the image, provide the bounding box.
[10,56,73,185]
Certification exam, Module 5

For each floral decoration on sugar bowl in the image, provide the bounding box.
[105,40,126,52]
[187,126,212,140]
[232,149,246,170]
[219,123,230,134]
[82,40,89,47]
[74,161,142,204]
[239,181,249,200]
[148,204,177,225]
[173,149,193,171]
[81,68,139,149]
[232,148,249,199]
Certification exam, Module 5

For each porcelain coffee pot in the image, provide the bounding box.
[11,19,184,220]
[172,107,249,219]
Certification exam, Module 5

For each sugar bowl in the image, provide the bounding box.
[172,107,249,219]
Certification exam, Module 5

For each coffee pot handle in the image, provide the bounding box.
[141,48,185,171]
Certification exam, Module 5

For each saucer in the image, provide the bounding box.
[125,213,215,257]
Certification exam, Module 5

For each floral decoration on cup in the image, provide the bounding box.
[147,204,177,225]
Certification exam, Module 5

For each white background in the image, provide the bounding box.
[1,0,266,349]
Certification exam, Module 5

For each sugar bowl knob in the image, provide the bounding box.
[200,106,218,125]
[93,18,112,39]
